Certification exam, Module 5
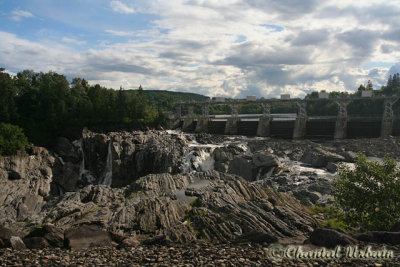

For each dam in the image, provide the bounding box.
[166,95,400,139]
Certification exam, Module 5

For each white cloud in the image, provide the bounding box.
[110,1,135,14]
[61,37,86,45]
[105,29,135,36]
[11,9,34,21]
[2,1,400,98]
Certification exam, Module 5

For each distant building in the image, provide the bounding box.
[281,94,290,100]
[362,90,373,97]
[246,95,257,101]
[319,91,329,99]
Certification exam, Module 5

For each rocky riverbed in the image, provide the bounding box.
[2,242,400,266]
[1,130,400,265]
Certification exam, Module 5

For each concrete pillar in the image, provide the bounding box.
[257,102,271,137]
[293,101,307,139]
[381,98,398,137]
[334,100,349,139]
[182,105,194,131]
[224,103,239,135]
[202,103,210,117]
[175,104,182,119]
[195,118,209,133]
[195,103,210,133]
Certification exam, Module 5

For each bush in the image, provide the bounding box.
[0,123,29,156]
[332,153,400,231]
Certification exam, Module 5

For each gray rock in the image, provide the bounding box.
[252,151,280,168]
[300,147,345,167]
[120,236,140,247]
[10,236,26,250]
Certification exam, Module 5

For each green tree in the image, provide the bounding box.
[0,123,29,156]
[332,153,400,231]
[0,69,17,122]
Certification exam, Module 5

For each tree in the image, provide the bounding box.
[357,84,366,91]
[0,123,29,156]
[0,69,17,122]
[332,153,400,231]
[366,80,373,90]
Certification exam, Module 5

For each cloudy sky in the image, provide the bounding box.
[1,0,400,98]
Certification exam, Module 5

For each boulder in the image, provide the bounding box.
[64,225,113,249]
[23,237,50,249]
[390,222,400,232]
[10,236,26,250]
[25,224,64,248]
[300,147,345,167]
[309,228,356,248]
[0,225,21,248]
[120,236,140,248]
[252,152,280,168]
[326,162,337,173]
[228,156,253,181]
[357,231,400,245]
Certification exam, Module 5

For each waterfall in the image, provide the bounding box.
[77,139,96,184]
[102,140,113,186]
[180,138,222,173]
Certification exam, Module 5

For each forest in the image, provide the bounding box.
[0,68,205,151]
[0,68,400,155]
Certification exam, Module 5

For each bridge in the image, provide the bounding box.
[166,95,400,139]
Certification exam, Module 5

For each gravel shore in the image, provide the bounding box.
[1,243,399,267]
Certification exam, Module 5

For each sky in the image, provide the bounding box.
[0,0,400,98]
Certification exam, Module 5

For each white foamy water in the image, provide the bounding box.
[76,139,96,184]
[102,140,113,186]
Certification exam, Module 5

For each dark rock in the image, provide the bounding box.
[326,162,337,173]
[64,225,113,249]
[309,228,356,248]
[10,236,26,250]
[390,222,400,232]
[25,224,64,248]
[228,156,253,180]
[55,137,80,163]
[23,237,50,249]
[142,235,169,246]
[300,147,345,167]
[293,190,322,205]
[7,170,21,180]
[357,231,400,245]
[252,152,280,168]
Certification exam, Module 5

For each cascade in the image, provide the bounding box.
[77,139,96,184]
[102,140,113,186]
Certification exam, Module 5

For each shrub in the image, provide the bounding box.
[332,153,400,231]
[0,123,29,156]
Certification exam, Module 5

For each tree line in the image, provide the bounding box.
[0,68,165,150]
